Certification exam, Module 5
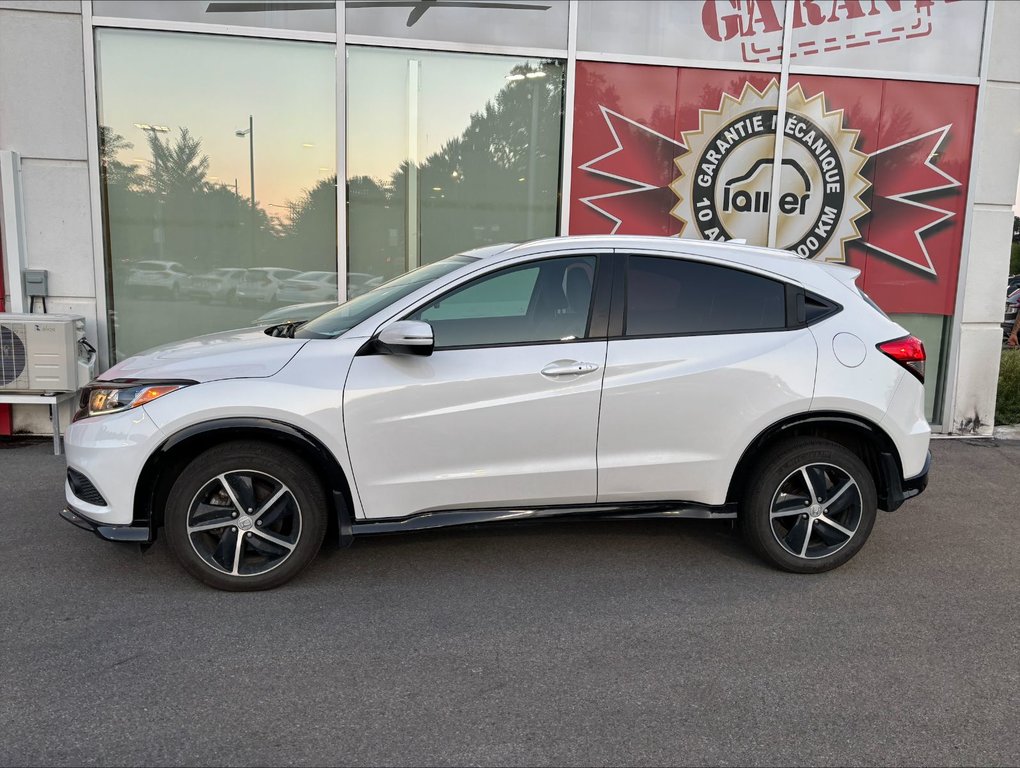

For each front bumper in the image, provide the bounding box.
[879,450,930,512]
[64,405,166,527]
[60,505,152,543]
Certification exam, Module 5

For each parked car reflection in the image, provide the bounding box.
[185,268,247,303]
[277,271,339,303]
[125,260,192,299]
[236,267,300,304]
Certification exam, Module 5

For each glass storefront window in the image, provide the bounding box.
[96,28,336,361]
[346,0,568,51]
[92,0,336,35]
[346,47,565,294]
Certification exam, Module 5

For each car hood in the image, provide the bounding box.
[100,328,307,383]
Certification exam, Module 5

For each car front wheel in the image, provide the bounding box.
[164,441,328,590]
[740,438,877,573]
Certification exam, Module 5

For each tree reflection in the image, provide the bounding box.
[103,58,563,290]
[349,59,565,281]
[101,125,333,278]
[99,56,563,357]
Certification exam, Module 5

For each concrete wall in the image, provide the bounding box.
[948,0,1020,434]
[0,0,95,432]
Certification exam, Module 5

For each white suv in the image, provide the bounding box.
[62,236,930,590]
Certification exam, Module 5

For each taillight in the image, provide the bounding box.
[877,335,926,383]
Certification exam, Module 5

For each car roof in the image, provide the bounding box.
[481,235,854,288]
[456,243,518,261]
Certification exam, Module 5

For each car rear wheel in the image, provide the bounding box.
[740,439,877,573]
[164,441,328,591]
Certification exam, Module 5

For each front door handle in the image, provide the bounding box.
[541,360,601,377]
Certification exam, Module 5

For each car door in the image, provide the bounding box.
[343,253,611,520]
[596,252,818,506]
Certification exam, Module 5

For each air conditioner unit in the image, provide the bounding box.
[0,313,96,393]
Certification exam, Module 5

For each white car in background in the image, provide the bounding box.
[276,271,339,304]
[185,268,247,303]
[125,260,191,299]
[236,268,300,304]
[63,236,930,591]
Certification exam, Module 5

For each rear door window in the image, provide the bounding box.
[624,255,787,337]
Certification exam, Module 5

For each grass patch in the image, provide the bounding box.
[996,348,1020,425]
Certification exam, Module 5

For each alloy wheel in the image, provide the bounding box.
[768,462,863,560]
[186,470,302,577]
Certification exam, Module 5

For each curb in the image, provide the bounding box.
[993,425,1020,441]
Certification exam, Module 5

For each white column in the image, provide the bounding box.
[0,150,27,313]
[946,0,1020,434]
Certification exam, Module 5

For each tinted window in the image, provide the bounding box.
[805,293,841,323]
[625,256,786,336]
[412,257,596,349]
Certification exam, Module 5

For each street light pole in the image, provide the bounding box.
[134,122,170,259]
[235,115,256,266]
[247,115,255,213]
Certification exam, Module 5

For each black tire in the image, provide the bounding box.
[740,438,877,574]
[164,441,328,591]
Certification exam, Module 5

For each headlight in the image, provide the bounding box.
[72,380,195,422]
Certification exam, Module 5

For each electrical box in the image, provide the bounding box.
[24,269,48,297]
[0,313,96,393]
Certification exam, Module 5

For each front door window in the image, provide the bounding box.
[411,256,596,348]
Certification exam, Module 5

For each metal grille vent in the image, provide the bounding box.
[67,468,108,507]
[0,324,28,388]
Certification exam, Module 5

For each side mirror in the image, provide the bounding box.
[375,320,434,356]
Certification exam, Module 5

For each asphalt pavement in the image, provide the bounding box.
[1,437,1017,767]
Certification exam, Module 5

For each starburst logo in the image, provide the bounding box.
[578,79,961,277]
[670,81,869,262]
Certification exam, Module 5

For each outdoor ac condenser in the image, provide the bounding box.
[0,313,96,393]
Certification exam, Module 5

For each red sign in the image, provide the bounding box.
[701,0,959,63]
[570,61,977,316]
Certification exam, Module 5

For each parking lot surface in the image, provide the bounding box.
[1,437,1017,767]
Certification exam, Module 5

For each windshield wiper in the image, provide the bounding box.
[264,321,306,338]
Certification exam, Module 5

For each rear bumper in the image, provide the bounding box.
[60,505,153,543]
[879,450,930,512]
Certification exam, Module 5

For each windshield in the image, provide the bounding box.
[295,255,478,339]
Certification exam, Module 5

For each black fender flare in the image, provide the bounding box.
[133,417,354,547]
[726,411,905,511]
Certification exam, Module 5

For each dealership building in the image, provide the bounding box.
[0,0,1018,436]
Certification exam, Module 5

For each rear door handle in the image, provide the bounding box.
[541,360,600,377]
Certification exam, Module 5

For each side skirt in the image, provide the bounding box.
[350,501,737,537]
